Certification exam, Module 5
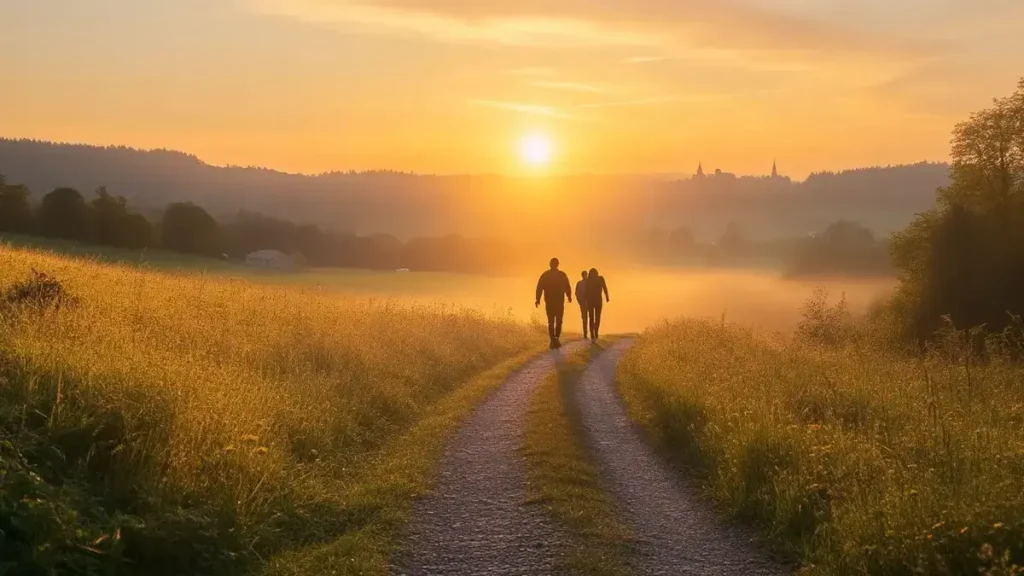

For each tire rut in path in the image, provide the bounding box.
[393,342,588,576]
[576,340,788,576]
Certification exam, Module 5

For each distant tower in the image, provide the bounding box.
[696,162,705,178]
[771,160,779,178]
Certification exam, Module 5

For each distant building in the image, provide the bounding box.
[690,160,785,181]
[245,250,295,271]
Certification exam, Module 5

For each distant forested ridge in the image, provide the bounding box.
[0,138,947,242]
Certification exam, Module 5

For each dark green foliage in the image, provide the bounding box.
[161,202,221,256]
[890,78,1024,341]
[0,425,247,575]
[91,187,154,250]
[0,175,34,233]
[787,220,892,277]
[37,187,93,241]
[2,270,75,311]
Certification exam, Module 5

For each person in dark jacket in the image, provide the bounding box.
[575,270,589,339]
[536,257,572,348]
[585,268,610,341]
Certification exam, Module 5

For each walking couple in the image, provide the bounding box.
[535,257,610,349]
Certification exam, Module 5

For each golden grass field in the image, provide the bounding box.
[1,233,898,335]
[0,243,542,573]
[7,239,1018,575]
[618,319,1024,575]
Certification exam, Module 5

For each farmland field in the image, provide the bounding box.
[0,234,896,334]
[0,242,542,574]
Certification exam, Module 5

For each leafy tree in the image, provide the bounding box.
[0,174,34,233]
[37,187,92,241]
[123,213,154,250]
[91,186,153,249]
[890,78,1024,340]
[161,202,220,255]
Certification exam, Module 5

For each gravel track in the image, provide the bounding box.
[393,342,588,576]
[575,339,788,576]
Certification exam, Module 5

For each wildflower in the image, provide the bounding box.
[932,522,945,531]
[253,446,269,455]
[909,489,919,497]
[960,527,969,535]
[993,522,1005,530]
[980,543,994,559]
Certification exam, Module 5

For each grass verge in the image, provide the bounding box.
[0,243,541,574]
[618,319,1024,575]
[521,341,634,576]
[261,347,548,575]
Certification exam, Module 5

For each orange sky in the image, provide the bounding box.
[3,0,1023,178]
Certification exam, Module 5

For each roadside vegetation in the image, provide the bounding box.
[522,343,634,576]
[619,309,1024,575]
[0,243,540,574]
[618,79,1024,575]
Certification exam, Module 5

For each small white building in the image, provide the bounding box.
[246,250,295,271]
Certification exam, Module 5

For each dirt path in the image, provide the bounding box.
[393,342,587,576]
[575,340,787,576]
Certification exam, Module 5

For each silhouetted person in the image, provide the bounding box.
[536,257,572,349]
[575,270,589,339]
[585,268,609,341]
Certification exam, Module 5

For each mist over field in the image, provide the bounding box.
[277,267,896,334]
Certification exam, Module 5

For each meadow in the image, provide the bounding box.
[0,242,542,574]
[618,314,1024,575]
[1,232,898,335]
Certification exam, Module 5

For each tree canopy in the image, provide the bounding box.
[891,78,1024,340]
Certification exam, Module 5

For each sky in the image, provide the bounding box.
[2,0,1023,178]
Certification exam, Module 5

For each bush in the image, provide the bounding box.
[3,270,75,311]
[795,289,852,347]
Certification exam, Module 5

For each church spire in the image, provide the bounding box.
[771,159,778,178]
[696,162,705,178]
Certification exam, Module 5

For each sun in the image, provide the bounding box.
[518,132,553,168]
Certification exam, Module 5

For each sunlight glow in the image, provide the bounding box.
[519,133,553,168]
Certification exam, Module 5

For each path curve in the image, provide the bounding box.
[575,339,788,576]
[393,342,588,576]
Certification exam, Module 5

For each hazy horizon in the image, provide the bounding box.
[4,1,1023,178]
[1,135,948,181]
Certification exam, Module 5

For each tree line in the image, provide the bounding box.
[0,179,536,273]
[0,181,221,255]
[640,219,892,276]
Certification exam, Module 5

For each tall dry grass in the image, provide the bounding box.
[618,317,1024,575]
[0,244,537,573]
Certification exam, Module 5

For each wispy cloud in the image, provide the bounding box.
[241,0,937,70]
[468,99,575,119]
[530,81,611,94]
[244,0,664,48]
